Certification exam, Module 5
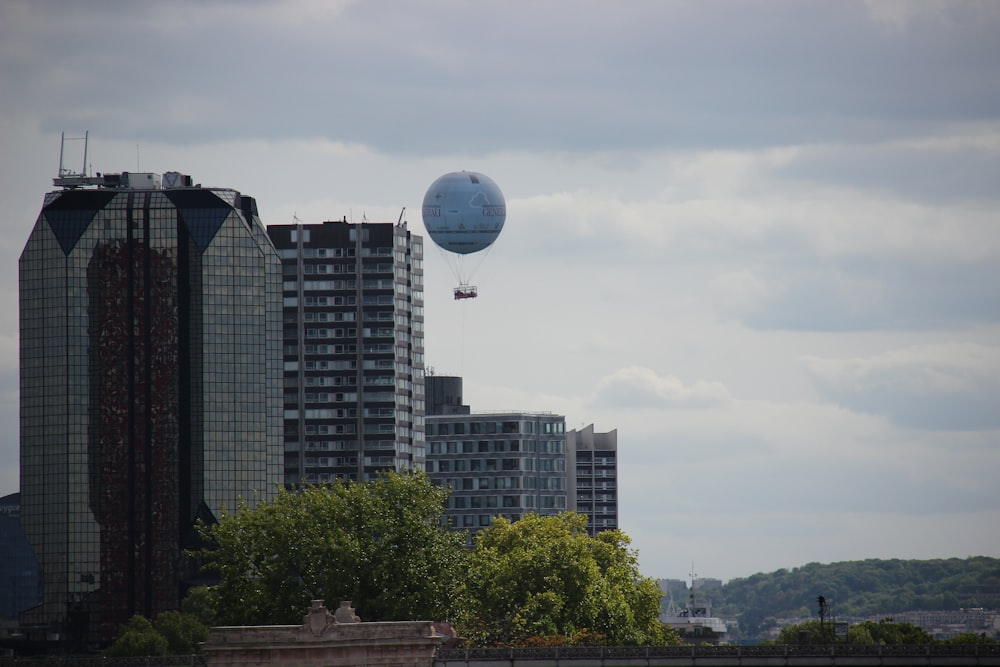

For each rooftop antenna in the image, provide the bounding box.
[58,131,89,177]
[55,132,102,188]
[397,206,406,226]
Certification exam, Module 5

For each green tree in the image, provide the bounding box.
[461,512,674,647]
[772,619,836,645]
[181,586,218,627]
[772,618,935,645]
[104,615,168,657]
[199,472,468,625]
[154,610,209,654]
[848,618,934,645]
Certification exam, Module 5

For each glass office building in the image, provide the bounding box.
[18,173,283,645]
[267,221,425,485]
[0,493,42,623]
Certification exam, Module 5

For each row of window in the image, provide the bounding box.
[301,439,398,451]
[439,477,524,490]
[302,311,355,322]
[279,246,393,259]
[576,481,617,490]
[289,360,423,378]
[428,458,566,473]
[577,493,617,502]
[285,278,401,291]
[449,495,522,509]
[427,420,565,436]
[575,457,617,466]
[576,468,616,478]
[305,456,357,468]
[427,439,565,454]
[299,262,397,274]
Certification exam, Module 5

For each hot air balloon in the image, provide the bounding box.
[422,171,506,299]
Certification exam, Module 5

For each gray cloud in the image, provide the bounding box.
[590,366,731,410]
[737,259,1000,332]
[4,1,999,154]
[622,428,1000,517]
[3,0,999,580]
[775,140,1000,203]
[802,343,1000,430]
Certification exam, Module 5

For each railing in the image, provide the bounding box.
[0,657,206,667]
[435,643,1000,663]
[4,645,999,667]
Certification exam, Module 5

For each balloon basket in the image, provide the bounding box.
[454,286,478,300]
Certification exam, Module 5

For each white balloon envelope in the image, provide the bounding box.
[422,171,506,255]
[421,171,506,299]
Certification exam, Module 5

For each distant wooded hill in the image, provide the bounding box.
[692,557,1000,636]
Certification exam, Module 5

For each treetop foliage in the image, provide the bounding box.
[197,471,468,625]
[462,512,676,647]
[103,612,207,657]
[769,618,999,646]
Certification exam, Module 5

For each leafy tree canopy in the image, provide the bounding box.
[104,611,209,656]
[104,616,168,657]
[461,512,676,647]
[198,472,468,625]
[771,618,942,645]
[154,610,209,655]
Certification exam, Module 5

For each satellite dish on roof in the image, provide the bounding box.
[422,171,506,299]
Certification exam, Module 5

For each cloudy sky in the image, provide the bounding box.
[1,0,998,583]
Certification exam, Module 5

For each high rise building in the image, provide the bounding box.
[566,425,619,536]
[426,376,620,539]
[19,170,283,645]
[425,376,567,540]
[266,221,425,485]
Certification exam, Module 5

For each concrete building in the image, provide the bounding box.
[266,221,425,485]
[566,425,619,536]
[425,377,621,539]
[18,170,283,645]
[425,376,569,540]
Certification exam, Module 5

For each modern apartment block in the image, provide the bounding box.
[425,377,620,538]
[425,376,568,539]
[567,425,619,536]
[19,170,283,645]
[266,221,426,485]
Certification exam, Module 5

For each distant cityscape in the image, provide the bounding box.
[2,164,995,653]
[2,166,619,649]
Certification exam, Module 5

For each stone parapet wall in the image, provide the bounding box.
[203,601,445,667]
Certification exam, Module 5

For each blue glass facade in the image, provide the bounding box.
[0,493,42,622]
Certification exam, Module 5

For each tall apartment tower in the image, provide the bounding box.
[19,170,283,645]
[266,221,425,485]
[566,425,619,536]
